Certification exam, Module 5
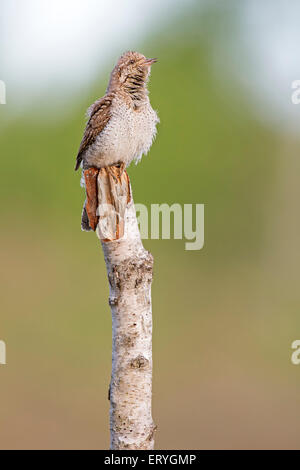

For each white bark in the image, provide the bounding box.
[96,169,155,450]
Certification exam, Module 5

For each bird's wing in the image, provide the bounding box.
[75,95,113,171]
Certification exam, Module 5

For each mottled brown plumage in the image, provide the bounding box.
[75,96,113,171]
[75,51,159,231]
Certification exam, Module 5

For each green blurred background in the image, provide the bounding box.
[1,0,300,449]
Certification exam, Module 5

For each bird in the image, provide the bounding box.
[75,51,159,231]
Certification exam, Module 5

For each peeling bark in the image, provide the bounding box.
[84,168,99,231]
[95,166,155,450]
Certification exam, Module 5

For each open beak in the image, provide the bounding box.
[143,57,158,66]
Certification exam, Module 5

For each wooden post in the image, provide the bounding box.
[84,166,156,450]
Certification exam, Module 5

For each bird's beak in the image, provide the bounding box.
[143,58,158,66]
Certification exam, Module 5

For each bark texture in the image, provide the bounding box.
[95,167,155,450]
[84,167,99,231]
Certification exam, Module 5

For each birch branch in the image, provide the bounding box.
[84,166,156,450]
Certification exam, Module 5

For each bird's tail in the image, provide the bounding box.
[80,167,99,231]
[81,202,93,231]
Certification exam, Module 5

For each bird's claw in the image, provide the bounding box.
[118,162,126,177]
[106,166,119,183]
[106,163,126,182]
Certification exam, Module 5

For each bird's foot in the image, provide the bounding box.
[118,162,126,177]
[106,163,126,182]
[106,165,119,183]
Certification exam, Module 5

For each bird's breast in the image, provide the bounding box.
[102,100,158,164]
[84,99,158,168]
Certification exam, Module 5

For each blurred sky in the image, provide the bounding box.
[0,0,300,131]
[0,0,194,101]
[0,0,300,132]
[231,0,300,132]
[2,0,300,132]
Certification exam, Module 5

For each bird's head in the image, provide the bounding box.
[108,51,157,96]
[117,51,157,83]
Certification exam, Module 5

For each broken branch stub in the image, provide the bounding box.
[96,167,131,241]
[89,164,155,449]
[83,166,130,237]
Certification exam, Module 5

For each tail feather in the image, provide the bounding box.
[75,155,82,171]
[81,202,92,232]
